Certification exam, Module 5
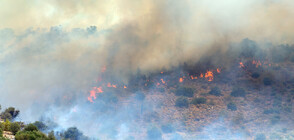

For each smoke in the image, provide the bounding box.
[0,0,294,139]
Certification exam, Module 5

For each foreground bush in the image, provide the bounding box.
[191,97,207,105]
[175,97,189,108]
[175,87,194,97]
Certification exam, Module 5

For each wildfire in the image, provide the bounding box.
[107,83,117,88]
[217,68,221,73]
[205,71,213,82]
[239,62,245,68]
[252,60,262,68]
[161,79,166,84]
[179,77,184,83]
[124,85,127,89]
[88,87,103,103]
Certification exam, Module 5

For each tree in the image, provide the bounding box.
[15,130,49,140]
[175,87,194,97]
[209,87,222,96]
[24,124,38,132]
[191,97,207,105]
[10,122,20,135]
[175,97,189,108]
[48,131,56,140]
[3,119,11,131]
[1,107,19,120]
[33,121,48,132]
[63,127,83,140]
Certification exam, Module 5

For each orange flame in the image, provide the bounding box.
[205,71,213,82]
[217,68,221,73]
[124,85,127,89]
[88,86,103,103]
[161,79,166,84]
[179,77,183,83]
[200,73,203,78]
[239,62,245,68]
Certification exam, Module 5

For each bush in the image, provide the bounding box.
[263,77,273,86]
[10,122,20,135]
[227,102,237,111]
[251,72,260,79]
[255,133,266,140]
[175,97,189,108]
[161,124,174,133]
[191,97,207,105]
[33,121,48,132]
[0,107,19,120]
[209,87,222,96]
[175,87,194,97]
[3,119,11,131]
[15,130,48,140]
[230,87,247,97]
[24,124,38,132]
[147,127,162,140]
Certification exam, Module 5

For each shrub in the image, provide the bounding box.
[230,87,247,97]
[251,72,260,79]
[24,124,38,132]
[175,87,194,97]
[161,124,174,133]
[147,127,162,140]
[10,122,20,135]
[209,87,222,96]
[175,97,189,108]
[15,130,48,140]
[227,102,237,111]
[3,119,11,131]
[191,97,207,105]
[263,77,273,86]
[33,121,48,132]
[255,133,266,140]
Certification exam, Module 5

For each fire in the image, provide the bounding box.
[205,71,213,82]
[239,62,245,68]
[107,83,117,88]
[161,79,166,84]
[179,77,183,83]
[161,71,163,74]
[252,60,262,68]
[217,68,221,73]
[88,87,103,103]
[124,85,127,89]
[200,73,203,78]
[157,82,160,86]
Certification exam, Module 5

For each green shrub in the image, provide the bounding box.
[175,97,189,108]
[230,87,247,97]
[191,97,207,105]
[15,130,48,140]
[263,77,273,86]
[255,133,266,140]
[227,102,237,111]
[147,127,162,140]
[10,122,20,135]
[209,87,222,96]
[24,124,38,132]
[175,87,194,97]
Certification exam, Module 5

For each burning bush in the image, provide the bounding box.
[230,87,247,97]
[208,87,222,96]
[191,97,207,105]
[175,87,195,97]
[227,102,237,111]
[175,97,189,108]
